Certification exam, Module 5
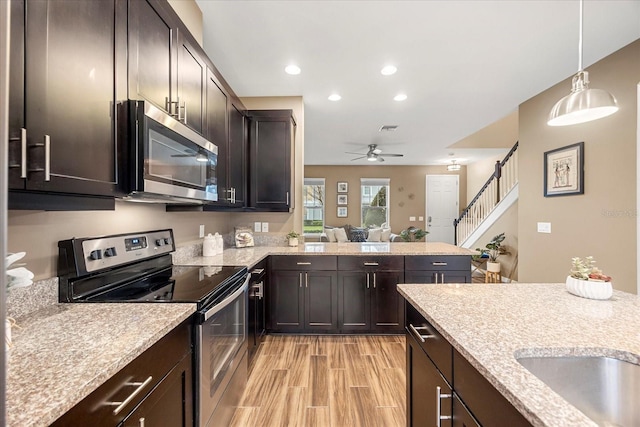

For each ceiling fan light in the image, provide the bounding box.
[547,73,618,126]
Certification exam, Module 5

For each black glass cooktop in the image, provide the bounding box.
[78,263,247,309]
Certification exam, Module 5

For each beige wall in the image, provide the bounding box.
[8,201,231,280]
[472,200,519,281]
[305,165,467,235]
[167,0,203,46]
[518,39,639,293]
[235,96,305,235]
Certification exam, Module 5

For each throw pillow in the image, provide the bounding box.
[334,227,349,242]
[367,228,382,242]
[381,228,392,242]
[324,228,337,242]
[350,228,367,242]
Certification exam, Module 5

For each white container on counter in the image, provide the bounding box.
[203,233,216,257]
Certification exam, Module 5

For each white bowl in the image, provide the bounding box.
[566,276,612,300]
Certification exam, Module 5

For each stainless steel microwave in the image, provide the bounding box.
[120,100,218,204]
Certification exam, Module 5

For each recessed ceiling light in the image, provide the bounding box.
[328,94,342,101]
[285,64,301,75]
[394,94,407,101]
[381,65,397,76]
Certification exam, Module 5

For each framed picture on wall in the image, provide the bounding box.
[337,182,348,193]
[544,141,584,197]
[337,194,348,205]
[337,206,348,217]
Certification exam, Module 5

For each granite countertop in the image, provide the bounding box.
[397,283,640,427]
[6,302,197,427]
[175,241,473,268]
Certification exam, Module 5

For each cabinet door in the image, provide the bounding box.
[176,30,206,134]
[453,393,481,427]
[304,271,338,331]
[121,353,194,427]
[22,0,123,196]
[248,111,294,212]
[206,70,229,202]
[407,334,452,427]
[270,270,304,332]
[371,271,404,332]
[338,271,371,332]
[228,103,246,207]
[129,0,176,114]
[8,0,25,190]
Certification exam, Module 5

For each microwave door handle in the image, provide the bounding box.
[202,275,250,321]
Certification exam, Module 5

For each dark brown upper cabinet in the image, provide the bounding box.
[248,110,296,212]
[7,0,125,209]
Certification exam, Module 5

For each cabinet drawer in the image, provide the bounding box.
[271,255,337,271]
[405,302,452,384]
[453,349,532,427]
[405,255,471,271]
[52,319,192,426]
[338,255,403,271]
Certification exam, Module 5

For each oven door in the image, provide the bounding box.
[197,274,249,427]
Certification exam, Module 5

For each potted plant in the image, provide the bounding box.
[286,231,301,247]
[475,232,508,273]
[566,256,613,300]
[399,227,428,242]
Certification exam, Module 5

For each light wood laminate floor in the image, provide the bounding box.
[230,335,406,427]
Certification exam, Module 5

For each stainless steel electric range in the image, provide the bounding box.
[58,229,249,427]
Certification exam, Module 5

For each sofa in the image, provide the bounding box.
[320,224,403,243]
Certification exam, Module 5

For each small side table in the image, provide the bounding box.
[485,271,501,283]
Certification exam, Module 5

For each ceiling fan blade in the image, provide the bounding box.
[351,156,367,161]
[379,153,404,157]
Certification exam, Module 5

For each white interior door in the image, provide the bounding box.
[426,175,459,244]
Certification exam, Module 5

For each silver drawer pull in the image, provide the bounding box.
[432,262,448,266]
[436,386,452,427]
[107,376,153,415]
[296,262,311,265]
[364,262,379,266]
[408,323,434,343]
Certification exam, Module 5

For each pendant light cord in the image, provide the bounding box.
[578,0,583,71]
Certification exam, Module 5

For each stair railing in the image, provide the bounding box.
[454,141,519,245]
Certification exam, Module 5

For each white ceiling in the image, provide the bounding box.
[195,0,640,166]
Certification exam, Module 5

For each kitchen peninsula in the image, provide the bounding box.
[399,283,640,427]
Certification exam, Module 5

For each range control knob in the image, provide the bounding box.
[156,239,165,247]
[89,249,102,260]
[104,247,117,257]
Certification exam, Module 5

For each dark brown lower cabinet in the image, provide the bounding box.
[406,331,452,427]
[51,320,193,426]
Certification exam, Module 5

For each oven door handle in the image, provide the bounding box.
[202,274,250,321]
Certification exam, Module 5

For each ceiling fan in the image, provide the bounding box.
[346,144,404,162]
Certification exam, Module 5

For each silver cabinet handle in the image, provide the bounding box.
[44,135,50,181]
[407,323,434,343]
[296,262,311,265]
[108,376,153,415]
[21,128,27,178]
[299,272,303,288]
[373,272,376,289]
[366,273,370,289]
[364,262,379,266]
[436,386,452,427]
[432,262,448,266]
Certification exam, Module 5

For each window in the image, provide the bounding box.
[303,178,325,234]
[361,178,390,228]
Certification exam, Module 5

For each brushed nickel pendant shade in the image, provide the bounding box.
[547,0,618,126]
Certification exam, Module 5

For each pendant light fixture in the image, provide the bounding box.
[547,0,618,126]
